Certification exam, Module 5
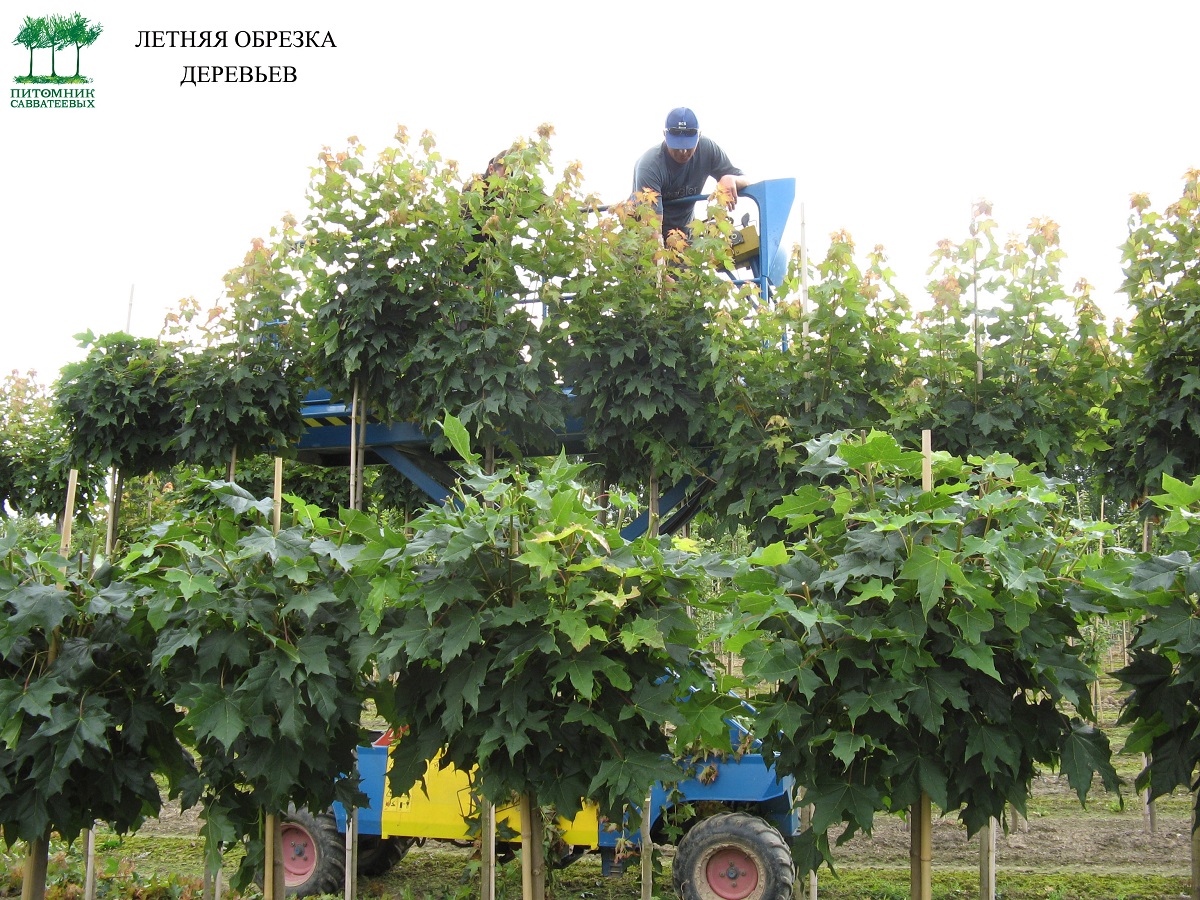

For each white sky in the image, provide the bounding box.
[4,0,1197,383]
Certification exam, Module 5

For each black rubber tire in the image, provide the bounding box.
[671,812,795,900]
[356,834,414,877]
[279,806,346,897]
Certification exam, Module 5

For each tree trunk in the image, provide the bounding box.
[519,794,546,900]
[20,836,49,900]
[202,862,222,900]
[481,801,497,900]
[105,468,123,558]
[979,817,996,900]
[1142,757,1157,833]
[909,792,931,900]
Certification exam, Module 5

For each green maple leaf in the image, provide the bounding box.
[188,688,246,751]
[948,603,994,644]
[619,616,665,652]
[965,723,1020,777]
[440,606,484,664]
[806,778,883,837]
[5,583,75,635]
[1141,602,1200,654]
[312,535,362,571]
[951,643,1001,681]
[1059,723,1119,802]
[296,635,336,677]
[907,668,969,732]
[281,585,340,618]
[747,541,789,566]
[900,545,964,615]
[516,541,560,578]
[563,657,599,699]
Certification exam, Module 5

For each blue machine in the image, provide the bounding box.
[280,180,801,899]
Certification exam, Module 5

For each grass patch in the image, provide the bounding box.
[805,868,1192,899]
[2,841,1191,900]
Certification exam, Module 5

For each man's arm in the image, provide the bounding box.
[631,147,666,209]
[702,138,749,207]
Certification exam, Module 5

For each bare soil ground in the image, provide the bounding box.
[826,774,1193,875]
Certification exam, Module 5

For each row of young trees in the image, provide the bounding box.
[1,126,1198,895]
[12,13,103,82]
[4,135,1196,542]
[2,428,1199,895]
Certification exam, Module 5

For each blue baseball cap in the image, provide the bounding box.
[663,107,700,150]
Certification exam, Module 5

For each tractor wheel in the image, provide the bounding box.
[356,834,414,877]
[671,812,794,900]
[278,806,346,897]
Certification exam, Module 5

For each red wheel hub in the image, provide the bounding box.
[281,822,317,885]
[704,847,760,900]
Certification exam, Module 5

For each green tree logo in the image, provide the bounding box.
[12,12,102,83]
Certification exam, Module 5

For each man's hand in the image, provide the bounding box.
[715,174,742,208]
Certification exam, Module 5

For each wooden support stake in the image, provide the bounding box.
[641,791,653,900]
[82,466,116,900]
[909,792,932,900]
[1190,796,1198,900]
[799,803,817,900]
[910,440,934,900]
[800,202,809,351]
[264,813,284,900]
[921,430,932,492]
[265,482,286,900]
[349,380,360,511]
[481,801,497,900]
[58,469,78,556]
[273,458,283,535]
[1139,521,1157,836]
[519,795,546,900]
[343,806,358,900]
[83,827,98,900]
[63,470,98,900]
[647,473,660,540]
[979,817,996,900]
[356,403,367,511]
[26,473,84,900]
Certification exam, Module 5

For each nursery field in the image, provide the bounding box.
[7,721,1192,900]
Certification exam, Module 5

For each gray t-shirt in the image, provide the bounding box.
[631,136,743,236]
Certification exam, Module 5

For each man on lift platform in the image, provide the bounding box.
[631,106,751,240]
